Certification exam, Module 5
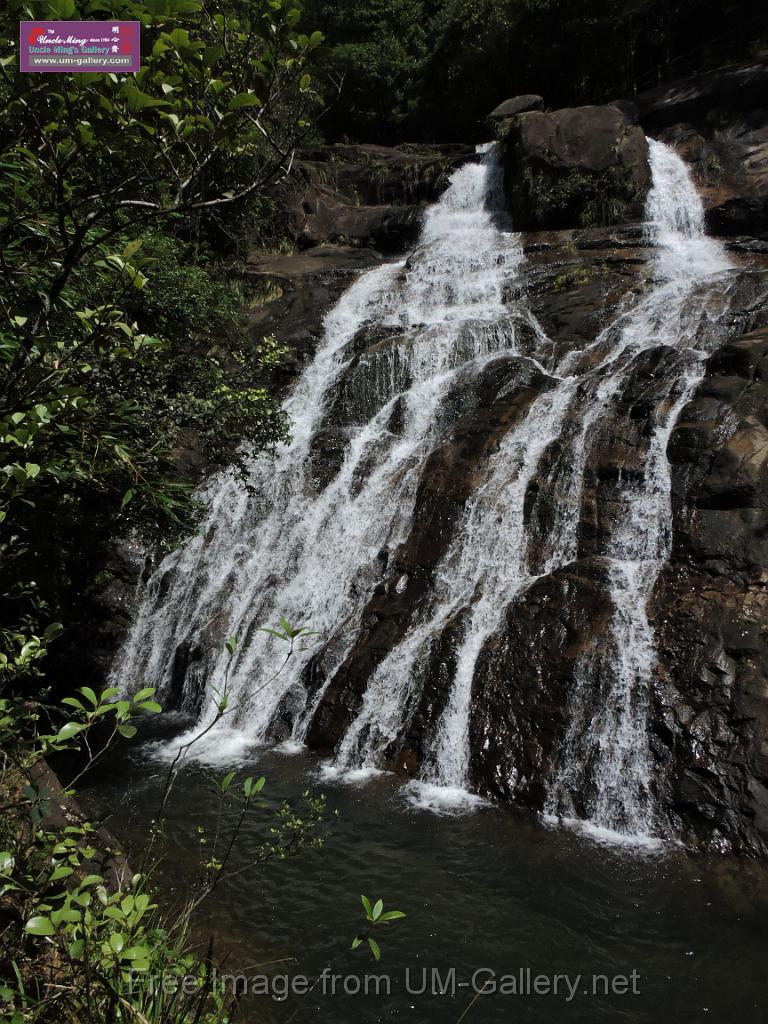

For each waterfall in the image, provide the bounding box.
[114,138,734,842]
[543,139,732,841]
[112,145,532,748]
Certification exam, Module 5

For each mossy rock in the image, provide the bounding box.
[500,105,651,231]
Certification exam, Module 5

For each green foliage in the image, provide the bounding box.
[259,616,321,645]
[305,0,765,143]
[304,0,428,142]
[0,634,331,1022]
[352,894,406,961]
[0,0,324,676]
[518,164,640,230]
[551,265,597,293]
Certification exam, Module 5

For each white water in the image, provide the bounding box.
[115,139,735,841]
[544,139,732,840]
[112,145,531,744]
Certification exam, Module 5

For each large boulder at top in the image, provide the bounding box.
[489,94,544,121]
[500,104,651,231]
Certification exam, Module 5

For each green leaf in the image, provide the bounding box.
[132,688,156,702]
[122,944,151,960]
[123,239,143,261]
[118,724,138,739]
[361,894,372,917]
[121,84,169,114]
[79,686,98,708]
[49,865,74,882]
[79,875,104,887]
[56,722,85,742]
[47,0,76,16]
[258,627,289,641]
[136,700,162,713]
[61,697,86,712]
[351,935,363,949]
[227,93,262,111]
[378,910,406,922]
[26,916,55,936]
[368,937,381,961]
[372,898,383,921]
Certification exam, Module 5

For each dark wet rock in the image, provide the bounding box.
[499,105,651,230]
[306,356,557,752]
[281,143,474,248]
[522,226,652,367]
[57,535,156,690]
[308,426,353,491]
[246,245,384,380]
[489,94,544,121]
[707,197,768,240]
[469,558,614,808]
[462,266,768,853]
[646,324,768,855]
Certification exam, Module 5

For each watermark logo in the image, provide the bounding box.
[130,965,642,1005]
[20,20,140,73]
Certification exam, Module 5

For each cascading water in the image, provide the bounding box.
[544,138,732,841]
[115,137,735,843]
[112,144,532,750]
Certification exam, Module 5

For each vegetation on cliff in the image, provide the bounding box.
[304,0,767,142]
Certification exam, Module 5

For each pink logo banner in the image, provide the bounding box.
[20,20,140,73]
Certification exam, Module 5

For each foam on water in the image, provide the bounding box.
[404,780,488,815]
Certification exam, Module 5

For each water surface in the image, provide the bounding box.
[82,738,768,1024]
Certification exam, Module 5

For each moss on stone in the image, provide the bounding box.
[514,162,642,230]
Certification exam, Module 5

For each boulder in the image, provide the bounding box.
[489,94,544,121]
[707,197,768,240]
[469,558,615,810]
[500,104,651,230]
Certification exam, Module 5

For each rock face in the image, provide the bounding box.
[630,54,768,239]
[489,94,545,121]
[499,104,651,230]
[655,321,768,853]
[248,143,476,378]
[458,238,768,854]
[307,355,556,757]
[280,143,474,250]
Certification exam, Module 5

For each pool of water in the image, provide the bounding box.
[79,730,768,1024]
